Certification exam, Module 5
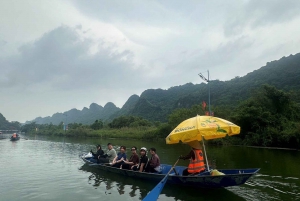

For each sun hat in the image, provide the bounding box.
[140,147,147,152]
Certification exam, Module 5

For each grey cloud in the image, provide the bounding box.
[157,36,257,83]
[0,25,148,93]
[70,1,172,26]
[69,0,211,34]
[224,0,300,36]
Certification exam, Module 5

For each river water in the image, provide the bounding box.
[0,134,299,201]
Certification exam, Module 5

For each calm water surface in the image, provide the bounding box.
[0,134,299,201]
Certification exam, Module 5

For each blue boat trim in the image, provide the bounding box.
[80,153,260,188]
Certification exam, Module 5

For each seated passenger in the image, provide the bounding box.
[145,148,161,173]
[179,146,205,176]
[132,147,148,172]
[90,144,104,163]
[111,145,127,168]
[121,146,140,170]
[98,143,117,164]
[89,144,104,163]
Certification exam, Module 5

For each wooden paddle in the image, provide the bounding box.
[143,159,180,201]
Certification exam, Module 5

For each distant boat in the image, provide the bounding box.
[80,153,259,188]
[10,133,20,141]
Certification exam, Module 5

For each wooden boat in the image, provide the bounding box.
[80,153,259,188]
[10,133,20,141]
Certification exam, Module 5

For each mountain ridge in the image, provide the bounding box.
[25,53,300,125]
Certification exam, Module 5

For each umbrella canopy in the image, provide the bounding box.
[166,115,240,144]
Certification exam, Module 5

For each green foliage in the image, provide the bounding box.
[25,53,300,128]
[21,122,37,133]
[155,123,172,138]
[0,113,21,130]
[168,105,203,129]
[17,53,300,148]
[231,85,300,148]
[108,116,152,128]
[19,85,300,149]
[90,120,103,130]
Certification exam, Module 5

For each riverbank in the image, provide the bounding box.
[24,129,299,151]
[26,126,160,140]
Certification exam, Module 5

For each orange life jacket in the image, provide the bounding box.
[188,149,205,173]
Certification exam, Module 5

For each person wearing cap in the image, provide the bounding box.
[132,147,148,172]
[111,145,127,168]
[89,144,104,163]
[98,143,117,164]
[179,141,205,176]
[145,147,161,173]
[121,146,140,170]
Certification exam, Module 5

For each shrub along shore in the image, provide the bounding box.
[25,126,161,140]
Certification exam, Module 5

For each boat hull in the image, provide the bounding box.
[10,137,20,141]
[80,154,259,188]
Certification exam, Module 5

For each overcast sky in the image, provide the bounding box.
[1,0,300,123]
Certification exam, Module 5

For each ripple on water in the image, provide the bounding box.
[227,174,300,201]
[1,139,300,201]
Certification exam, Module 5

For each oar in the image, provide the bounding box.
[143,159,180,201]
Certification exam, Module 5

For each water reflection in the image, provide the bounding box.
[79,164,146,198]
[14,134,299,201]
[78,163,247,201]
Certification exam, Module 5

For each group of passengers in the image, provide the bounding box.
[88,142,206,176]
[89,143,161,173]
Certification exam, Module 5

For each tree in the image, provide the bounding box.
[231,85,300,147]
[90,120,103,130]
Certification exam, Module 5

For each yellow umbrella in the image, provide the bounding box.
[166,115,240,144]
[166,115,240,171]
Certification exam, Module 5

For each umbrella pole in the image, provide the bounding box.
[201,135,210,172]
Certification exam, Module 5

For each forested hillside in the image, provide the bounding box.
[119,53,300,122]
[0,113,20,130]
[26,53,300,125]
[27,102,120,125]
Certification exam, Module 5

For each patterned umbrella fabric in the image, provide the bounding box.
[166,115,240,144]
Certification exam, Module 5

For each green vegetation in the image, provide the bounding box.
[0,113,20,130]
[28,53,300,125]
[168,85,300,149]
[108,116,152,128]
[21,85,300,149]
[90,120,104,130]
[13,53,300,149]
[231,85,300,148]
[22,122,158,140]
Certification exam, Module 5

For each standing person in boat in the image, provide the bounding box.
[179,143,206,176]
[111,145,127,168]
[145,147,161,173]
[121,146,140,170]
[132,147,148,172]
[98,143,117,164]
[89,144,104,163]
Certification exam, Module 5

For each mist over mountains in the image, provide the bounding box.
[25,53,300,125]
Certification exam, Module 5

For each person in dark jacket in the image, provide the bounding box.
[121,146,140,170]
[89,144,104,163]
[132,147,148,172]
[145,148,160,173]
